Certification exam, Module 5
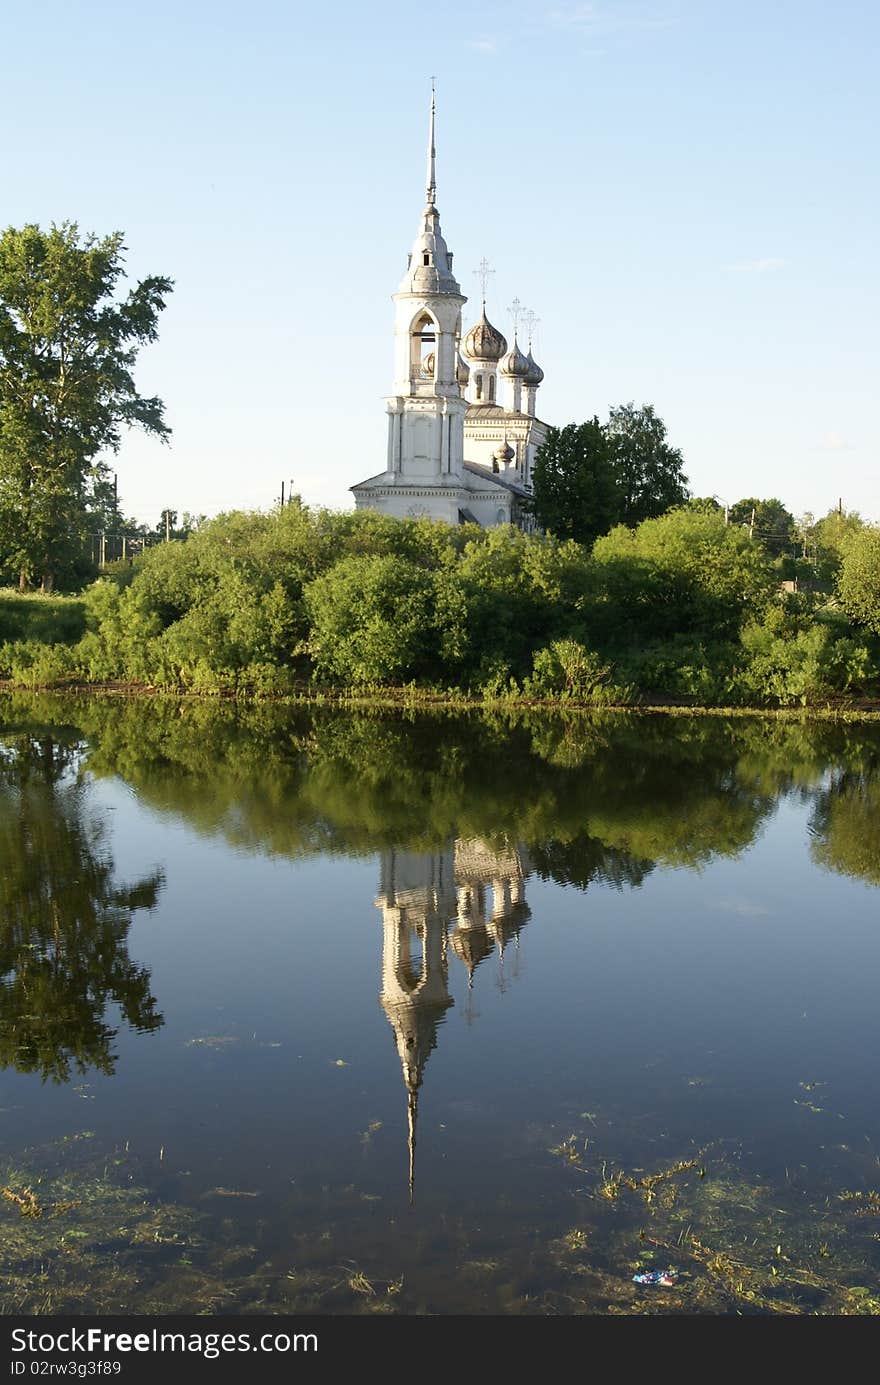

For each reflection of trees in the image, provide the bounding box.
[0,734,164,1082]
[2,693,879,897]
[530,834,654,891]
[809,768,880,886]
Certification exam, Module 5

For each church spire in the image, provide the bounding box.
[426,80,437,207]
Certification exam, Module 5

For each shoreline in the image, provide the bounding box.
[2,679,880,722]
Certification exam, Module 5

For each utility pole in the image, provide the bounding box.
[165,510,171,543]
[281,481,285,508]
[749,506,755,540]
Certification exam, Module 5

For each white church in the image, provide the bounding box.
[351,90,549,529]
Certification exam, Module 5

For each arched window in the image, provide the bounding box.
[422,251,430,266]
[488,374,496,402]
[475,373,483,401]
[411,312,437,381]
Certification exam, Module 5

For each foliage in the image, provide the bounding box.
[728,497,796,558]
[807,508,865,587]
[305,553,441,686]
[529,420,617,547]
[531,404,689,545]
[604,402,689,526]
[836,526,880,635]
[590,507,775,644]
[0,223,171,591]
[0,500,876,709]
[525,640,630,704]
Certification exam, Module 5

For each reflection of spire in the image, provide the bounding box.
[377,848,454,1206]
[408,1088,418,1207]
[375,841,532,1200]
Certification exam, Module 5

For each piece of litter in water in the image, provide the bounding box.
[633,1268,678,1286]
[334,1059,348,1067]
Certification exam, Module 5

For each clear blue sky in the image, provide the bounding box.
[5,0,878,525]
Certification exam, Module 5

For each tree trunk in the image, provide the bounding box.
[41,573,54,594]
[18,568,29,593]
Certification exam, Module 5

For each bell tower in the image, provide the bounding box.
[385,86,468,484]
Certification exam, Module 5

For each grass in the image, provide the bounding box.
[2,1120,878,1316]
[0,589,86,645]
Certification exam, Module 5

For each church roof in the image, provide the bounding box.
[524,349,544,386]
[397,90,462,298]
[499,337,530,379]
[463,308,507,363]
[463,461,531,498]
[465,404,522,420]
[350,471,393,491]
[465,404,549,431]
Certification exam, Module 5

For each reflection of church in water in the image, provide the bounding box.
[377,839,531,1201]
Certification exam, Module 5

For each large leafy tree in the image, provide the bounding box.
[604,402,689,525]
[836,525,880,634]
[0,222,172,590]
[728,496,795,557]
[530,419,617,547]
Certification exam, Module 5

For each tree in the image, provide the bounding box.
[809,507,864,586]
[530,420,617,547]
[836,525,880,634]
[604,402,689,526]
[0,222,172,590]
[304,553,442,685]
[728,497,795,558]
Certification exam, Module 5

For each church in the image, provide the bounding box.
[351,90,549,529]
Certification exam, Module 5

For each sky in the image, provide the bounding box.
[4,0,878,525]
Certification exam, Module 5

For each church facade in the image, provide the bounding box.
[351,92,548,529]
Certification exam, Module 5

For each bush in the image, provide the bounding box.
[525,639,631,704]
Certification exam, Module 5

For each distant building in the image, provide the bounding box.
[352,90,549,529]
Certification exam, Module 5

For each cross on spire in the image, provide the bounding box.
[474,257,494,307]
[523,308,540,349]
[507,297,525,339]
[425,79,437,206]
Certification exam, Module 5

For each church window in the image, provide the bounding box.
[475,373,483,401]
[411,312,437,380]
[488,374,496,402]
[423,252,430,266]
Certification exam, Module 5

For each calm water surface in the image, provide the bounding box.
[1,694,879,1314]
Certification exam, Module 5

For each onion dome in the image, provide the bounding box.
[494,438,515,466]
[524,350,544,386]
[463,308,507,363]
[499,337,530,378]
[456,351,470,387]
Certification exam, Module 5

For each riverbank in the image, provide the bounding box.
[1,504,878,711]
[3,676,880,721]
